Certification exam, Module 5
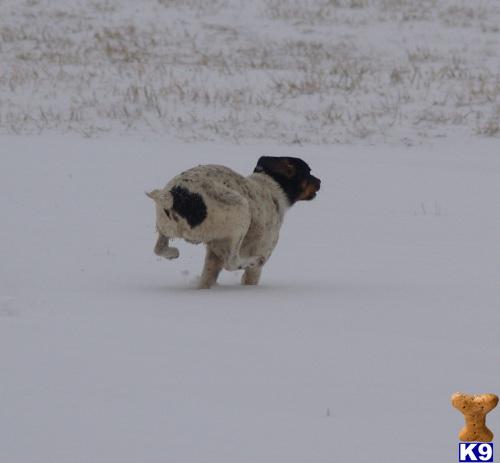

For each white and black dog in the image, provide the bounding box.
[147,156,320,288]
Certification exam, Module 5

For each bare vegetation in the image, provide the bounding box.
[0,0,499,142]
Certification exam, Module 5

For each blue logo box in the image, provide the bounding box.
[459,443,494,462]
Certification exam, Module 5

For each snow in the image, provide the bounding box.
[1,0,500,142]
[2,0,500,460]
[1,136,499,462]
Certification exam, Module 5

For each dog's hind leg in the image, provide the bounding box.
[198,247,224,289]
[241,266,263,286]
[200,189,263,272]
[154,233,179,260]
[225,233,265,271]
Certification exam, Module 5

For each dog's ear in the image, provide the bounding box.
[146,189,162,201]
[256,157,296,178]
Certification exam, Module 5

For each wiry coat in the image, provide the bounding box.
[147,157,320,288]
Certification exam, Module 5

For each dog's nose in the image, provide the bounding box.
[311,175,321,190]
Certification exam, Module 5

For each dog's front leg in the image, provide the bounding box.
[241,266,263,286]
[199,247,224,289]
[154,233,179,260]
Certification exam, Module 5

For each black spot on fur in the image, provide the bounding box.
[170,185,207,228]
[164,209,171,219]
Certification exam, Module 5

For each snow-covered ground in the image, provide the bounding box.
[2,0,500,461]
[1,0,500,143]
[1,136,499,462]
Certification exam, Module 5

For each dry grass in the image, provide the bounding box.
[0,0,499,142]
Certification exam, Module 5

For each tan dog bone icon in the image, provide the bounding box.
[451,392,498,442]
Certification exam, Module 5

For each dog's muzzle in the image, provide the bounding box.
[311,175,321,191]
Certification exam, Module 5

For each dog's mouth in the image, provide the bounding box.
[299,176,321,201]
[307,176,321,199]
[305,190,318,200]
[310,175,321,191]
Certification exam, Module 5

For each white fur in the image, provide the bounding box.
[148,164,290,288]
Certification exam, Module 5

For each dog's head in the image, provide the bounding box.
[254,156,321,205]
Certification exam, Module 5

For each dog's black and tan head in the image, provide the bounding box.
[254,156,321,205]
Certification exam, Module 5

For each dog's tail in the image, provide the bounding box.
[145,189,174,209]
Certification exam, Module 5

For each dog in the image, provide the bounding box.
[147,156,320,288]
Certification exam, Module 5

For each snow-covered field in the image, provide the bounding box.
[1,0,500,142]
[1,136,499,462]
[1,0,500,462]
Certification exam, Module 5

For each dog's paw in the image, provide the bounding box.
[241,273,259,285]
[236,256,265,270]
[157,246,180,260]
[198,280,214,289]
[225,256,265,271]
